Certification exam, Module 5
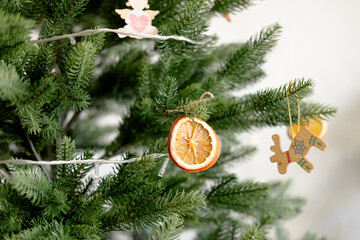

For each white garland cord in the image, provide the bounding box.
[0,153,167,166]
[31,28,206,45]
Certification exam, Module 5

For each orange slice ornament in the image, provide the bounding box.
[288,116,328,140]
[168,116,221,172]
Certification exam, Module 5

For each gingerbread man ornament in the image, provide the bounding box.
[115,0,159,39]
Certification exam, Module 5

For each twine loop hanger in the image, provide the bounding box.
[286,80,301,146]
[165,92,214,116]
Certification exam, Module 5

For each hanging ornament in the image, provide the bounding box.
[168,116,221,172]
[115,0,159,39]
[288,116,328,140]
[270,127,327,174]
[270,81,327,174]
[166,92,221,172]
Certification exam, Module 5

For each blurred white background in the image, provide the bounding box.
[206,0,360,239]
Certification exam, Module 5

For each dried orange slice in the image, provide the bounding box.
[168,116,221,172]
[288,116,328,140]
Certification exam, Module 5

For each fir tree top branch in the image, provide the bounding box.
[31,28,207,45]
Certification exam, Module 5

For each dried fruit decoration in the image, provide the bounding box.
[288,116,328,140]
[166,92,221,172]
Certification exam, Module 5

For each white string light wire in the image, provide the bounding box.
[4,24,201,176]
[31,28,206,45]
[0,154,167,166]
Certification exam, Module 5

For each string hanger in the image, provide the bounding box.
[286,80,301,146]
[165,92,214,116]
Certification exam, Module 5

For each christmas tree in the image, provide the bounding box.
[0,0,336,239]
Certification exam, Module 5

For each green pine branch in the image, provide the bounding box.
[67,195,104,237]
[212,0,257,14]
[155,75,179,112]
[5,220,73,240]
[64,41,96,90]
[149,0,183,22]
[205,23,282,91]
[0,61,51,134]
[104,189,206,231]
[207,175,270,213]
[150,214,184,240]
[19,76,59,135]
[275,224,291,240]
[90,41,150,99]
[159,0,210,38]
[56,136,76,161]
[54,137,94,196]
[209,79,336,132]
[0,0,23,14]
[215,145,257,166]
[10,168,70,217]
[40,0,88,38]
[301,232,328,240]
[20,44,55,82]
[158,0,212,55]
[0,61,30,106]
[98,154,206,231]
[155,1,216,90]
[0,183,24,234]
[198,217,244,240]
[207,174,237,198]
[301,102,337,120]
[102,180,167,231]
[184,43,244,83]
[256,181,305,225]
[60,40,99,111]
[0,1,338,239]
[237,226,265,240]
[0,9,34,51]
[99,154,159,196]
[163,174,191,192]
